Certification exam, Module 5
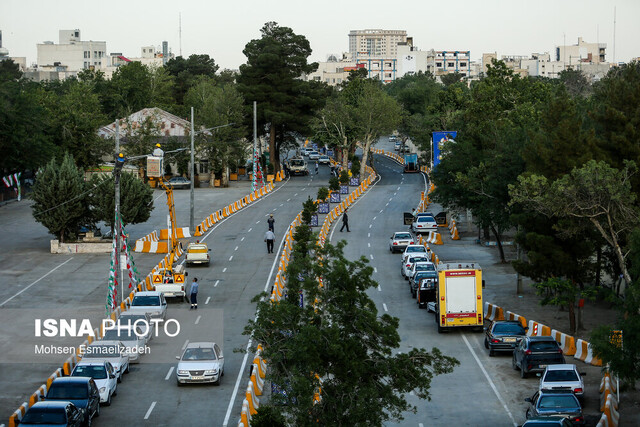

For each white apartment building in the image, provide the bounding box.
[556,37,606,66]
[349,29,407,58]
[37,29,106,73]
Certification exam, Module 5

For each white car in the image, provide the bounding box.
[128,291,167,322]
[402,245,428,263]
[389,232,415,253]
[539,364,586,401]
[71,361,118,405]
[402,256,431,279]
[318,155,330,165]
[308,151,320,160]
[101,325,147,363]
[407,261,436,282]
[117,312,153,343]
[176,342,225,386]
[82,341,130,382]
[303,147,314,156]
[412,215,438,234]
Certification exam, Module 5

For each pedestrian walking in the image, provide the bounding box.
[264,229,276,253]
[315,161,319,174]
[189,278,199,310]
[340,208,350,232]
[283,164,290,179]
[267,214,275,232]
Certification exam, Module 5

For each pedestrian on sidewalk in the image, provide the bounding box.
[340,208,350,232]
[190,277,199,310]
[264,229,275,253]
[267,214,275,232]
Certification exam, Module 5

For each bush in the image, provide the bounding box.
[317,187,329,201]
[329,176,340,192]
[339,170,349,184]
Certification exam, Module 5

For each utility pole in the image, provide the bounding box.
[114,121,123,307]
[252,101,257,191]
[516,225,523,295]
[190,107,195,234]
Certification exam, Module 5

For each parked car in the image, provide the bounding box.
[519,416,574,427]
[45,377,101,426]
[389,232,415,253]
[401,244,428,263]
[406,261,436,282]
[539,364,586,402]
[71,361,118,406]
[411,215,438,234]
[401,256,430,279]
[524,390,584,426]
[413,270,438,301]
[128,291,167,322]
[20,401,84,426]
[82,341,130,382]
[513,336,565,378]
[167,176,191,189]
[484,320,528,356]
[308,151,320,160]
[318,155,330,165]
[176,342,225,386]
[117,312,153,342]
[101,325,147,363]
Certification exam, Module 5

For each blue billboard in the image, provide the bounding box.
[432,131,457,167]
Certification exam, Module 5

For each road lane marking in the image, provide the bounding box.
[205,296,211,304]
[370,254,374,260]
[247,228,252,233]
[374,267,377,273]
[287,198,291,202]
[386,202,389,206]
[195,315,201,325]
[256,220,260,224]
[294,193,298,196]
[394,192,397,196]
[241,237,245,242]
[461,334,517,426]
[164,367,174,380]
[214,280,220,287]
[222,267,227,273]
[397,186,400,190]
[368,243,370,248]
[0,257,73,307]
[234,246,238,251]
[389,198,393,201]
[229,256,233,261]
[419,424,424,427]
[383,303,388,312]
[377,285,381,291]
[368,232,370,238]
[181,340,189,350]
[373,216,377,220]
[144,402,156,420]
[369,224,372,229]
[379,209,383,213]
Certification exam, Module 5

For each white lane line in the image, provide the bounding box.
[370,254,374,260]
[205,296,211,304]
[377,284,381,291]
[214,280,220,287]
[369,224,372,229]
[373,216,377,220]
[379,209,383,213]
[419,424,424,427]
[181,340,189,351]
[394,192,397,196]
[386,202,389,206]
[144,401,157,420]
[248,228,252,233]
[164,367,174,380]
[368,243,371,248]
[397,186,400,190]
[368,232,370,238]
[383,303,388,312]
[0,257,73,307]
[223,219,292,427]
[222,267,227,273]
[241,237,245,242]
[286,198,291,202]
[229,255,233,261]
[374,267,377,273]
[234,246,239,251]
[195,315,201,325]
[256,220,260,224]
[389,198,393,201]
[461,334,517,426]
[294,193,298,196]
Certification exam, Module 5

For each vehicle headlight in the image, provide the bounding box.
[178,370,189,375]
[205,369,217,375]
[99,387,106,393]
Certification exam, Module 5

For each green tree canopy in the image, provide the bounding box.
[165,54,220,107]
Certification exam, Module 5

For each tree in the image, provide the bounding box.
[440,72,466,87]
[89,172,154,234]
[313,92,358,168]
[244,216,459,425]
[237,21,329,171]
[509,160,640,293]
[31,153,89,242]
[109,62,153,117]
[148,64,176,112]
[533,277,595,334]
[165,54,220,107]
[558,68,591,98]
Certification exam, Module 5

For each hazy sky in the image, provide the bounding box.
[2,0,639,70]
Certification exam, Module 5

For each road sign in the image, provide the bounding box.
[174,274,185,283]
[152,274,162,284]
[611,330,623,348]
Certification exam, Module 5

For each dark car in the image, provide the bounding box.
[524,390,584,426]
[20,401,84,426]
[167,176,191,189]
[45,377,100,426]
[411,270,437,299]
[519,416,574,426]
[484,320,528,356]
[417,274,437,308]
[513,336,565,378]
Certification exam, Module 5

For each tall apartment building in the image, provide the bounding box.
[37,29,106,72]
[348,29,407,58]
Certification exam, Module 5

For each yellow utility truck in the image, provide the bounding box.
[433,262,483,333]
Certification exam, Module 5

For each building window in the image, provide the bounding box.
[436,62,442,67]
[337,78,342,83]
[448,62,455,67]
[199,161,209,174]
[460,62,466,67]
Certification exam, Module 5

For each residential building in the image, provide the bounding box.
[348,29,407,57]
[37,29,106,74]
[556,37,606,66]
[433,50,472,78]
[0,30,9,61]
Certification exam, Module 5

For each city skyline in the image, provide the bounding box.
[2,0,639,71]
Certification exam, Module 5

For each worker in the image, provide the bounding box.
[267,214,275,232]
[190,278,199,310]
[264,229,275,253]
[152,143,164,157]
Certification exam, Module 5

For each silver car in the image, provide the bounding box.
[176,342,224,386]
[389,232,415,253]
[102,325,147,363]
[82,341,130,382]
[128,291,167,322]
[539,364,586,402]
[117,313,153,343]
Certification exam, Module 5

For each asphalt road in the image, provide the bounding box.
[0,141,601,426]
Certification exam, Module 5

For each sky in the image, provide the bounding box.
[2,0,639,71]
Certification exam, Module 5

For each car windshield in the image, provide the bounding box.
[493,324,526,335]
[406,247,425,253]
[47,384,88,399]
[21,408,67,424]
[103,328,142,341]
[84,345,120,358]
[410,257,429,263]
[415,264,435,271]
[394,233,412,240]
[290,159,304,166]
[182,347,217,361]
[545,370,579,382]
[415,271,437,279]
[132,296,160,306]
[417,217,436,223]
[73,365,107,380]
[538,395,579,409]
[530,341,560,351]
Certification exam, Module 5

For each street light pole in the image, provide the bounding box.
[190,107,195,234]
[114,121,122,308]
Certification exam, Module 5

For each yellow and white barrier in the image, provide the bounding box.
[526,320,551,337]
[574,339,603,366]
[550,329,577,356]
[484,302,505,321]
[134,240,169,253]
[425,231,443,245]
[504,311,527,329]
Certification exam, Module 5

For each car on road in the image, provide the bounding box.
[401,244,428,263]
[406,261,436,283]
[520,416,574,426]
[128,291,167,322]
[302,147,314,156]
[308,151,320,160]
[20,401,84,427]
[411,270,437,299]
[411,215,438,234]
[513,336,565,378]
[117,312,153,342]
[539,364,585,402]
[82,341,130,382]
[176,342,225,386]
[71,361,118,406]
[167,176,191,189]
[318,155,330,165]
[401,255,430,279]
[389,231,415,253]
[45,377,101,426]
[101,325,147,363]
[417,274,438,307]
[394,141,401,151]
[484,320,528,356]
[186,242,211,266]
[524,390,584,426]
[287,157,309,176]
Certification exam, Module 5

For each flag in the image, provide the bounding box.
[13,172,21,201]
[2,175,12,188]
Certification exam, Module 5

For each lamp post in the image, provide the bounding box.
[113,121,124,308]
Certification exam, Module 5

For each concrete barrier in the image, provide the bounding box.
[8,403,27,427]
[504,311,527,329]
[526,320,551,337]
[600,376,618,412]
[549,329,577,356]
[245,381,260,415]
[250,368,265,396]
[239,398,251,426]
[574,339,603,366]
[484,302,505,321]
[426,231,443,245]
[602,394,620,427]
[159,227,191,240]
[134,240,169,253]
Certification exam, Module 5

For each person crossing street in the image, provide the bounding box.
[340,208,350,232]
[189,277,199,310]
